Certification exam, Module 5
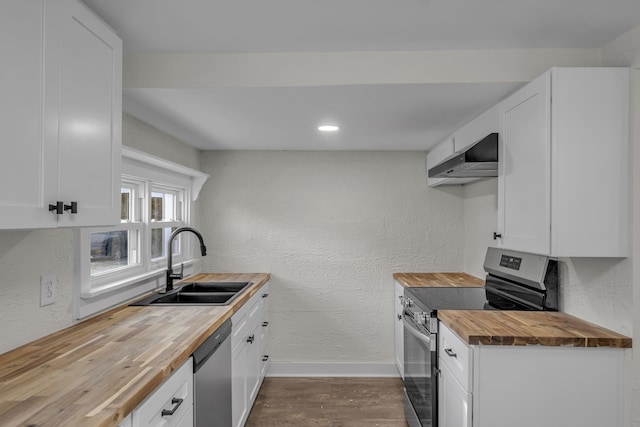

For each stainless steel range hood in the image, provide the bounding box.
[428,133,498,178]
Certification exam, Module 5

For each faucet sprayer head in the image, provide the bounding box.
[200,245,207,256]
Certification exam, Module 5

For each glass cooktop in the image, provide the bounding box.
[405,286,535,312]
[405,287,488,311]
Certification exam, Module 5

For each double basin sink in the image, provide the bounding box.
[131,281,252,306]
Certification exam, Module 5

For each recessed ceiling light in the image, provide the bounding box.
[318,125,340,132]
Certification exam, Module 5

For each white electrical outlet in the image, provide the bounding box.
[40,274,57,306]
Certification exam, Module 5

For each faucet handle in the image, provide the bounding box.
[179,263,184,279]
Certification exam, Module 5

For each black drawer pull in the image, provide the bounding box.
[262,321,269,327]
[493,232,502,240]
[262,293,269,298]
[263,355,269,362]
[444,348,457,358]
[247,334,255,344]
[161,397,183,416]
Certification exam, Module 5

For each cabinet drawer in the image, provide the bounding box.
[232,282,270,351]
[439,323,472,391]
[255,282,270,315]
[133,358,193,427]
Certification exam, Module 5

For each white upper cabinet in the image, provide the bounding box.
[496,67,629,257]
[0,0,122,229]
[453,104,499,154]
[427,104,499,188]
[426,137,455,187]
[0,1,58,228]
[56,0,122,227]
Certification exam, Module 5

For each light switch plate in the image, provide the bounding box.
[40,274,57,306]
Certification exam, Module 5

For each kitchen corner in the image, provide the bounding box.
[0,273,269,427]
[395,255,632,427]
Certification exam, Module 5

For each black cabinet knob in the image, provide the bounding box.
[64,201,78,214]
[493,232,502,240]
[48,201,63,215]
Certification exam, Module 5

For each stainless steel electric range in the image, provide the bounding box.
[402,247,559,427]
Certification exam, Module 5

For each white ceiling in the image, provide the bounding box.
[82,0,640,151]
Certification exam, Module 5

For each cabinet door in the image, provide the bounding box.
[57,0,122,227]
[438,362,472,427]
[175,406,194,427]
[246,322,262,405]
[497,72,551,254]
[232,340,249,427]
[0,0,58,228]
[133,359,193,427]
[394,281,404,378]
[259,311,270,380]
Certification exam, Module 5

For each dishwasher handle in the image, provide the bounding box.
[192,319,232,373]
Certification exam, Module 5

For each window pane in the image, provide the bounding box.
[151,227,179,259]
[90,230,138,275]
[121,188,131,221]
[151,191,177,221]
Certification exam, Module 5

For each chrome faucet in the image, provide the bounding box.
[165,227,207,292]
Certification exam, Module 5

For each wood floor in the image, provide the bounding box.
[246,377,408,427]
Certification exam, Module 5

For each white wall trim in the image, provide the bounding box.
[266,362,400,378]
[122,146,209,200]
[124,49,601,89]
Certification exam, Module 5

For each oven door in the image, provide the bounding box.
[403,313,437,427]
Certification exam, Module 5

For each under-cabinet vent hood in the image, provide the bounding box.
[428,133,498,179]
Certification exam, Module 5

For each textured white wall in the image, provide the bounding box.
[198,151,465,364]
[0,116,201,355]
[0,230,75,354]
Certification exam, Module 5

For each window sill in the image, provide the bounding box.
[80,258,200,299]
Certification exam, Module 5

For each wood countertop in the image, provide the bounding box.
[438,310,632,348]
[393,272,484,288]
[0,273,270,427]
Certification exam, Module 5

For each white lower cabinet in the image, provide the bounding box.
[132,358,194,427]
[231,283,270,427]
[394,281,404,378]
[438,362,471,427]
[438,323,625,427]
[118,413,132,427]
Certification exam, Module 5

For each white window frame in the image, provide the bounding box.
[75,147,209,319]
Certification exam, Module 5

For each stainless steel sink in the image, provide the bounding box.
[131,281,252,306]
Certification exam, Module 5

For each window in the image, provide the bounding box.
[75,148,209,319]
[90,180,142,277]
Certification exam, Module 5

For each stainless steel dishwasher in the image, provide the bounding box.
[192,318,232,427]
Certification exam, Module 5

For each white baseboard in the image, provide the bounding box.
[266,362,400,378]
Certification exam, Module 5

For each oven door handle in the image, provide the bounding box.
[403,314,433,347]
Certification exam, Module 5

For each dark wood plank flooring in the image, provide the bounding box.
[246,377,408,426]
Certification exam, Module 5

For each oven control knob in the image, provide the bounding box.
[405,298,413,307]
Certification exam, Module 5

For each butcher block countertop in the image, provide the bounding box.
[0,273,270,427]
[438,310,632,348]
[393,272,484,288]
